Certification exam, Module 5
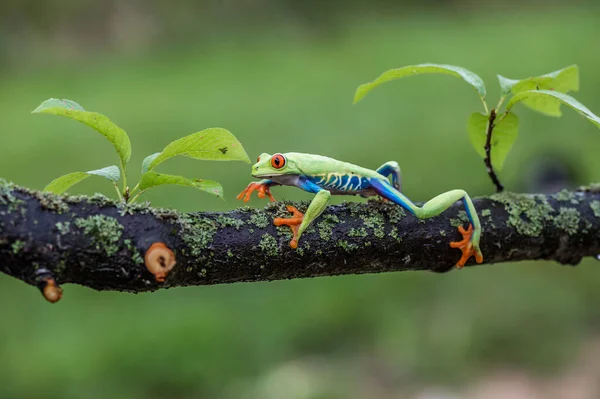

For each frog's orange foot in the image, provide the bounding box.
[449,224,483,268]
[236,182,275,202]
[273,206,304,249]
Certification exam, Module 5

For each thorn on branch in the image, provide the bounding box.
[144,242,176,282]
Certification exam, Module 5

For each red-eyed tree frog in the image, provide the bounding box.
[238,153,483,268]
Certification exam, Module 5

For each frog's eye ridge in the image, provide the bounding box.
[271,154,286,169]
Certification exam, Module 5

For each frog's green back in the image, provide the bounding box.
[285,152,386,180]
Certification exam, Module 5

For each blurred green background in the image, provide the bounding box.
[2,1,600,398]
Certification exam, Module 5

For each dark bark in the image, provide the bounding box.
[484,108,505,192]
[2,179,600,298]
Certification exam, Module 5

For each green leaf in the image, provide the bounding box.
[354,63,486,104]
[467,112,519,171]
[44,172,89,194]
[506,90,600,128]
[32,98,132,169]
[138,172,223,198]
[505,65,579,116]
[497,75,520,96]
[44,165,121,194]
[86,165,121,182]
[141,153,161,174]
[147,128,250,172]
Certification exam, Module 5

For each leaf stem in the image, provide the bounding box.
[484,108,504,192]
[496,95,507,112]
[113,183,124,202]
[494,110,509,125]
[120,163,128,198]
[128,191,143,204]
[129,183,140,197]
[480,97,489,114]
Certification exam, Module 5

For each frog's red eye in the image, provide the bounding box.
[257,156,261,162]
[271,154,286,169]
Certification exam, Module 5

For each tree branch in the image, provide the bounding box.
[2,179,600,301]
[484,108,505,192]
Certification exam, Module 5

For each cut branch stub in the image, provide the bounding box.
[34,268,63,303]
[42,279,63,303]
[144,242,177,282]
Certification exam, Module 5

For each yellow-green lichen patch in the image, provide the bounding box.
[554,207,581,235]
[217,216,244,230]
[274,224,293,242]
[317,222,332,241]
[36,191,69,214]
[11,240,25,254]
[177,214,218,257]
[554,189,579,204]
[337,240,358,252]
[0,179,24,213]
[387,205,406,224]
[590,200,600,218]
[450,210,470,228]
[389,227,401,242]
[123,239,144,265]
[491,192,555,237]
[348,227,368,237]
[360,211,386,239]
[55,221,71,235]
[259,234,278,257]
[317,214,340,242]
[74,215,123,256]
[578,183,600,193]
[346,202,365,219]
[481,209,491,217]
[66,192,119,208]
[250,212,270,229]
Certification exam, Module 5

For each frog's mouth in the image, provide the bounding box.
[253,174,300,186]
[251,172,283,178]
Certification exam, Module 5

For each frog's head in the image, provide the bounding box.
[252,153,301,178]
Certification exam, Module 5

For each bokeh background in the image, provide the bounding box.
[2,1,600,398]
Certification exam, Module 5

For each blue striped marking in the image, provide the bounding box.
[308,174,370,192]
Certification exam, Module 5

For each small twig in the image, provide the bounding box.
[484,108,504,192]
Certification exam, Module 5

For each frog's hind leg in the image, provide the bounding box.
[375,161,402,191]
[369,178,483,268]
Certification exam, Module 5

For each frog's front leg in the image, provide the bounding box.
[370,179,483,268]
[274,180,331,248]
[237,179,280,202]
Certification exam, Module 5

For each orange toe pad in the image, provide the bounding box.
[449,224,483,268]
[273,206,304,248]
[236,182,276,202]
